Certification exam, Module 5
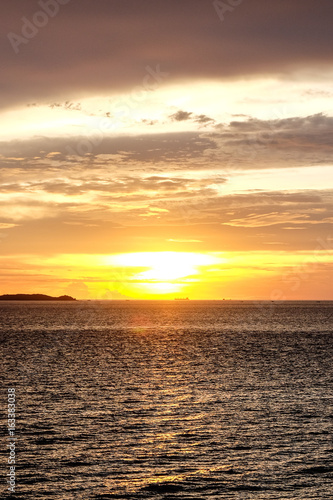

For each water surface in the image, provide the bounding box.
[1,301,333,498]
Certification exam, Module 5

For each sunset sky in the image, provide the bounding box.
[1,0,333,299]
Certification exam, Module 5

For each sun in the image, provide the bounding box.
[109,252,223,295]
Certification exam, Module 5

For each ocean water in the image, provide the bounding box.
[1,300,333,499]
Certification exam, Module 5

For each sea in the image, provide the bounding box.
[1,300,333,499]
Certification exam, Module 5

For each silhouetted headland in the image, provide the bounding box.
[0,294,76,301]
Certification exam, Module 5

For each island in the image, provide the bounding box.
[0,294,76,301]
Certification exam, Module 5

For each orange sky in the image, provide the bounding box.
[1,1,333,299]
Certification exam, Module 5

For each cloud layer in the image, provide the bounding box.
[1,0,333,108]
[2,113,333,170]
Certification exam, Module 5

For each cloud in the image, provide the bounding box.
[0,223,19,229]
[207,113,333,169]
[169,109,215,126]
[0,159,228,224]
[0,132,215,165]
[2,112,332,172]
[302,89,333,99]
[0,175,223,196]
[0,185,332,257]
[194,114,215,125]
[1,1,333,109]
[48,101,82,111]
[169,110,193,122]
[153,189,333,230]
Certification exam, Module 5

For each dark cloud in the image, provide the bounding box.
[0,112,332,176]
[194,114,215,125]
[208,113,333,169]
[48,101,82,111]
[1,113,333,171]
[169,110,215,126]
[0,132,216,165]
[1,0,333,109]
[141,119,158,126]
[169,110,193,122]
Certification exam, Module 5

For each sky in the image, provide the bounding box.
[1,0,333,300]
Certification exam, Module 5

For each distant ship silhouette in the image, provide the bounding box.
[174,297,189,300]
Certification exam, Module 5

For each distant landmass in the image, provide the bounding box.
[0,294,76,301]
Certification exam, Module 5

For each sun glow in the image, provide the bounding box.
[108,252,224,295]
[140,282,183,294]
[112,252,221,278]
